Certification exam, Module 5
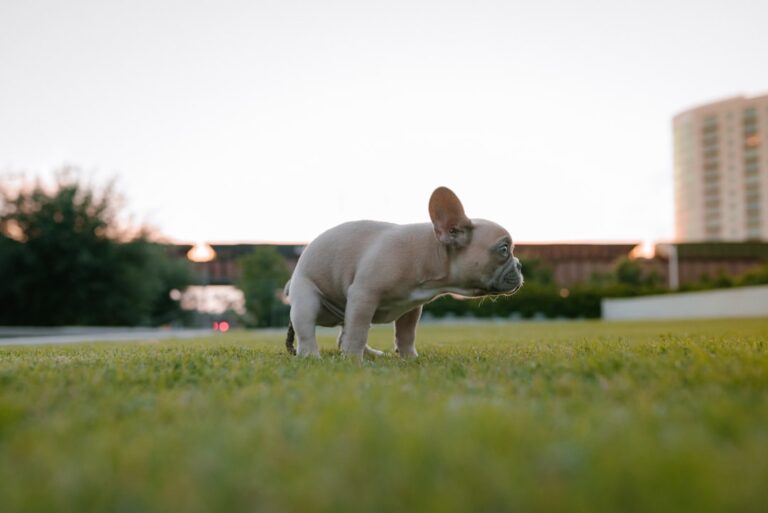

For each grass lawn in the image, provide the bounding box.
[1,319,767,513]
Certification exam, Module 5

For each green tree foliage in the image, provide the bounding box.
[591,257,663,290]
[613,257,644,286]
[0,172,192,326]
[424,287,604,320]
[238,247,290,327]
[737,262,768,286]
[517,257,554,285]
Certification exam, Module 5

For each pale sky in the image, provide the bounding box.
[1,0,767,245]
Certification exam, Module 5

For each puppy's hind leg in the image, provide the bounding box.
[288,278,321,358]
[394,306,422,359]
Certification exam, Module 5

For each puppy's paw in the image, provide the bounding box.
[364,345,385,358]
[296,349,321,358]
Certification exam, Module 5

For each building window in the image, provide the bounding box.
[741,105,761,239]
[705,226,722,238]
[745,134,761,147]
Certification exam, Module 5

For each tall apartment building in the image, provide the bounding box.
[673,94,768,241]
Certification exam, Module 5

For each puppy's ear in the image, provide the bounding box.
[429,186,473,248]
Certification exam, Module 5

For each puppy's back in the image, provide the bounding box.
[293,220,396,297]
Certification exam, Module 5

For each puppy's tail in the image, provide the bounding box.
[285,321,296,355]
[283,279,296,355]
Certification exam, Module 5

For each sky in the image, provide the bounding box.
[1,0,767,245]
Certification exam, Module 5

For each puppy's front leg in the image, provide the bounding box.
[338,325,384,358]
[340,287,378,361]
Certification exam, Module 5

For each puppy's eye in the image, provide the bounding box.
[449,227,460,236]
[499,244,509,258]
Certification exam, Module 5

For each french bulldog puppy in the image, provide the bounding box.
[284,187,523,359]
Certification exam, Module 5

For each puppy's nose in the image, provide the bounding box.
[514,257,522,273]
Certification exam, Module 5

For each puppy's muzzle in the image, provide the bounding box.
[492,257,524,294]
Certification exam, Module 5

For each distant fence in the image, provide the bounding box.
[602,285,768,320]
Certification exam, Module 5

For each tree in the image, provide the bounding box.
[613,257,644,286]
[238,247,291,327]
[0,171,192,326]
[517,257,554,286]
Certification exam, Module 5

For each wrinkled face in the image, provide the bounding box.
[448,219,524,297]
[428,186,523,298]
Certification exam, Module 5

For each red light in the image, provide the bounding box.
[213,321,219,330]
[219,321,230,333]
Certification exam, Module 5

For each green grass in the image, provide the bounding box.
[1,319,767,513]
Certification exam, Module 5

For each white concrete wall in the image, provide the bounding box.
[602,285,768,320]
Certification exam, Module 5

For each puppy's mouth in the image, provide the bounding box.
[488,280,523,296]
[505,272,524,293]
[487,262,524,296]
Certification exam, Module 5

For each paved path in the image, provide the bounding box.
[0,329,214,347]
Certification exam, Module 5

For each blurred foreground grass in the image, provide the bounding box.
[1,319,767,513]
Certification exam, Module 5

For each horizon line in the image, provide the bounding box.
[167,238,685,247]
